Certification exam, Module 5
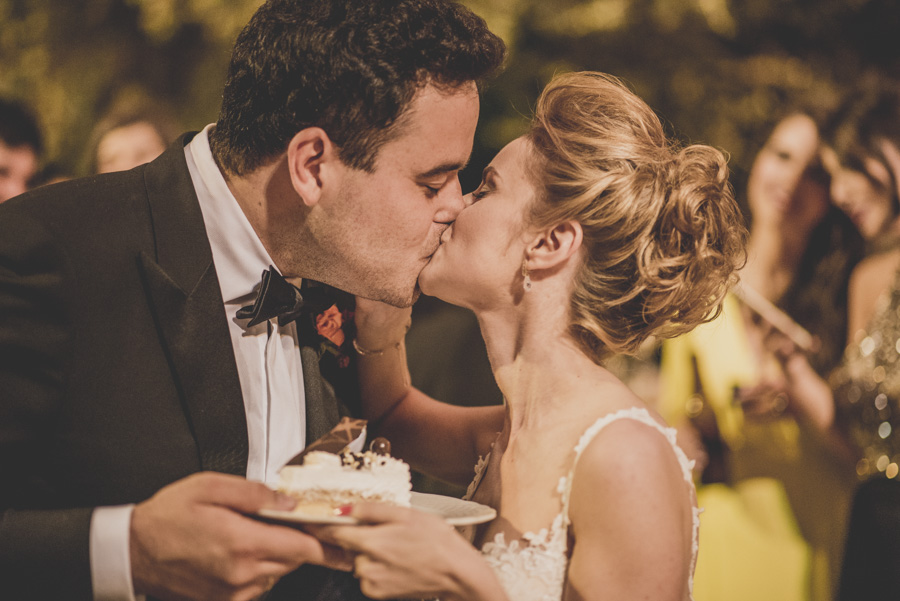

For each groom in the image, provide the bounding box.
[0,1,504,599]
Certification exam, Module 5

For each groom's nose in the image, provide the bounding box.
[433,176,465,224]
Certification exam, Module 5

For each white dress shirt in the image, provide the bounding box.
[89,125,307,600]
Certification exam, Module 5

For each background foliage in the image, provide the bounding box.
[1,0,898,197]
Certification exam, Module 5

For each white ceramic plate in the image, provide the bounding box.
[258,492,496,526]
[407,492,497,526]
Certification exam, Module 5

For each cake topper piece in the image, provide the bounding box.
[284,417,367,466]
[369,437,391,456]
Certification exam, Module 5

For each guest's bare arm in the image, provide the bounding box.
[770,253,900,464]
[354,298,504,485]
[565,420,692,601]
[846,250,900,339]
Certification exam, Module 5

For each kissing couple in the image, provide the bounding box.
[0,1,744,600]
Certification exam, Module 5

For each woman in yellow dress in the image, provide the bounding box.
[659,110,863,601]
[767,81,900,601]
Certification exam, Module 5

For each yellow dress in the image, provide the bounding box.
[660,294,856,601]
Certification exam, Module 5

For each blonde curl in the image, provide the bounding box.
[526,72,747,361]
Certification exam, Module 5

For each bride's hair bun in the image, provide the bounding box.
[526,71,747,361]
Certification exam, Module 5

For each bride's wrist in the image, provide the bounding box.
[353,316,411,356]
[352,337,404,356]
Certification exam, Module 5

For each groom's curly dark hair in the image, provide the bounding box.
[210,0,506,175]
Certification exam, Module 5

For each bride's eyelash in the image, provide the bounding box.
[471,187,489,200]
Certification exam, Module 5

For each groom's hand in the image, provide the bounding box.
[130,472,333,601]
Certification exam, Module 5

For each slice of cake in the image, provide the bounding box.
[277,449,412,516]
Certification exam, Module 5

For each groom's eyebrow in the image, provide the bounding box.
[416,159,470,180]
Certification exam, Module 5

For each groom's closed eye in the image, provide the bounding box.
[421,184,442,198]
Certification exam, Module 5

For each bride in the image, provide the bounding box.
[314,71,746,601]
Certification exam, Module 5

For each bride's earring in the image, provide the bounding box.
[522,260,532,292]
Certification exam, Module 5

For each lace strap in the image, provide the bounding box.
[557,407,700,596]
[463,433,500,502]
[558,407,696,521]
[463,452,490,501]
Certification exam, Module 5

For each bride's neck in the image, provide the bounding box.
[476,306,594,433]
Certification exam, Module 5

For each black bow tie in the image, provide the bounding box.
[236,267,307,328]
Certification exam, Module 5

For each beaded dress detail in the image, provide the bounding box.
[831,265,900,480]
[463,407,700,601]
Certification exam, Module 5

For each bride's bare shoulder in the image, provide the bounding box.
[568,411,689,516]
[564,412,693,594]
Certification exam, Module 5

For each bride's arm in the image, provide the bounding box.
[354,298,504,486]
[564,419,692,601]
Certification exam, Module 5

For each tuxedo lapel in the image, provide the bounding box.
[137,137,248,475]
[297,289,361,445]
[300,345,343,444]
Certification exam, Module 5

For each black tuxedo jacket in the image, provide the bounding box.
[0,135,362,600]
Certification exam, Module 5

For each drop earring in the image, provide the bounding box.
[522,260,532,292]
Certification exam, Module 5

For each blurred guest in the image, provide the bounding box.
[87,99,180,174]
[0,97,42,202]
[659,108,864,601]
[771,80,900,601]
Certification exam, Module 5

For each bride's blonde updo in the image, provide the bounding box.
[525,71,746,361]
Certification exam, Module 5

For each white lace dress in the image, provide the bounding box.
[462,407,700,601]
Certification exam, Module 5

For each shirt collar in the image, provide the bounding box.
[185,124,275,304]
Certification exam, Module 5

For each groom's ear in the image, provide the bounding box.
[286,127,338,207]
[526,220,583,272]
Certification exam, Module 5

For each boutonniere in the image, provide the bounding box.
[313,305,355,369]
[295,281,356,369]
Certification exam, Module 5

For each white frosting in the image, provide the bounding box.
[301,451,343,468]
[278,450,412,507]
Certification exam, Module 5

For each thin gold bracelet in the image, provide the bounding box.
[352,317,412,356]
[351,338,402,357]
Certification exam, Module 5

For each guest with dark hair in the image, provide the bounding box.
[0,1,505,599]
[0,97,42,202]
[770,78,900,601]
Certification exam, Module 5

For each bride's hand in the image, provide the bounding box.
[353,297,412,352]
[309,503,499,600]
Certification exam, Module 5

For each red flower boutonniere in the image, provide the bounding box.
[315,304,346,347]
[311,305,355,369]
[296,283,359,404]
